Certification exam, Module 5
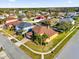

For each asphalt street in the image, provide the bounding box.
[0,34,31,59]
[55,30,79,59]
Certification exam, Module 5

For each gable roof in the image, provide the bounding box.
[32,26,58,37]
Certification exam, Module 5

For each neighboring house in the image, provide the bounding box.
[58,12,66,17]
[5,15,21,27]
[0,15,6,24]
[75,12,79,16]
[0,15,5,19]
[22,17,28,21]
[67,12,77,17]
[34,16,45,20]
[48,18,59,26]
[19,12,26,17]
[47,16,52,20]
[18,12,27,21]
[40,18,59,26]
[15,22,34,34]
[8,14,18,19]
[26,11,34,18]
[26,25,58,42]
[3,13,9,18]
[59,17,75,25]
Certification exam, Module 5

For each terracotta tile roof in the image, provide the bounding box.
[32,26,58,37]
[7,18,17,20]
[7,15,17,19]
[6,20,21,26]
[36,16,45,19]
[5,15,21,26]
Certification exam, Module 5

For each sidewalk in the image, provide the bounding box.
[15,38,30,47]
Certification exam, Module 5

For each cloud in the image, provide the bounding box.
[68,0,73,3]
[8,0,16,2]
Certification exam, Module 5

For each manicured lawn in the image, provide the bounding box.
[4,29,23,41]
[24,41,44,52]
[19,45,41,59]
[75,17,79,22]
[16,35,23,41]
[44,27,78,59]
[4,29,15,35]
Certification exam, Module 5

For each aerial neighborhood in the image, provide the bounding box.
[0,8,79,59]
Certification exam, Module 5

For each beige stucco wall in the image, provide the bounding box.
[45,33,58,42]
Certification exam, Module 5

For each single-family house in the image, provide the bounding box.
[33,15,45,22]
[18,11,27,21]
[67,12,77,17]
[58,12,66,17]
[3,13,9,18]
[26,25,58,42]
[59,17,75,25]
[26,11,34,18]
[49,18,59,25]
[0,15,5,19]
[5,15,21,27]
[40,18,59,26]
[18,13,26,18]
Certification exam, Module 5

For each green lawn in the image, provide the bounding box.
[24,41,44,52]
[4,29,23,41]
[16,35,23,41]
[19,45,41,59]
[4,29,15,35]
[44,27,78,59]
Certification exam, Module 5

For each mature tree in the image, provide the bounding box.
[31,34,48,45]
[54,21,72,32]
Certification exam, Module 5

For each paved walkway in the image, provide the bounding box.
[15,38,30,47]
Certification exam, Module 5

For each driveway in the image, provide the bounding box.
[55,30,79,59]
[0,34,31,59]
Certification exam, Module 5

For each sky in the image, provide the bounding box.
[0,0,79,8]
